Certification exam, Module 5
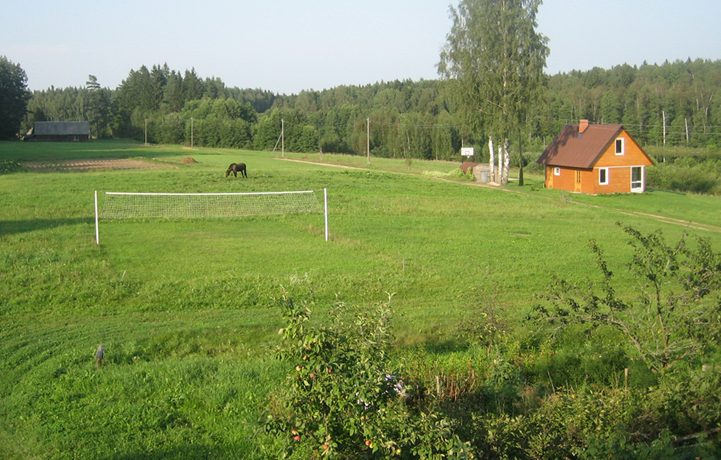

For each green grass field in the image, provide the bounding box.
[2,140,720,458]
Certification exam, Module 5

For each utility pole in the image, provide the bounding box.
[366,117,370,164]
[662,110,666,146]
[685,117,690,144]
[281,118,285,157]
[190,117,194,148]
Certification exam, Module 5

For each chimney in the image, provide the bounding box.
[579,119,589,134]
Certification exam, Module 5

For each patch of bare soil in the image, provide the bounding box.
[21,158,177,172]
[180,156,198,164]
[277,158,365,170]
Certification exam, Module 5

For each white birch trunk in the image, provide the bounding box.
[488,136,495,183]
[503,140,510,185]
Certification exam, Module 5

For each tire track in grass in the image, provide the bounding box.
[278,157,721,235]
[564,200,721,235]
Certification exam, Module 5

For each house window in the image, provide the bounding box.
[631,166,643,191]
[553,167,560,176]
[615,138,624,155]
[599,167,609,185]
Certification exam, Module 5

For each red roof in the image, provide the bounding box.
[538,123,624,169]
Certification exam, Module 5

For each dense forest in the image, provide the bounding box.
[23,59,721,161]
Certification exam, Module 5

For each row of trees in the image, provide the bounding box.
[543,59,721,148]
[4,33,721,159]
[15,59,721,156]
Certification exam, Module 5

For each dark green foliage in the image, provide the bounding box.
[468,385,698,459]
[266,288,473,458]
[21,57,721,176]
[253,108,282,150]
[543,59,721,149]
[0,56,31,139]
[85,75,113,138]
[0,159,22,174]
[648,157,721,195]
[533,224,721,374]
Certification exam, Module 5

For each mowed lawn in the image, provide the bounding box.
[1,141,720,458]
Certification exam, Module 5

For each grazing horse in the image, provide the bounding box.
[226,162,248,178]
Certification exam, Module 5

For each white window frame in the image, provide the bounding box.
[553,167,560,176]
[615,137,624,155]
[599,167,609,185]
[630,166,644,192]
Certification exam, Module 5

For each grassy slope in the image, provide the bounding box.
[1,141,720,458]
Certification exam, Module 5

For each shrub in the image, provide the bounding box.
[647,160,721,195]
[265,289,473,458]
[0,160,22,174]
[532,224,721,374]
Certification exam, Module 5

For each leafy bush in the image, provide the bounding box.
[532,224,721,374]
[469,382,721,459]
[645,365,721,437]
[472,386,642,458]
[0,160,23,174]
[647,158,721,195]
[265,289,473,458]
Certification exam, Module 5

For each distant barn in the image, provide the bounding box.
[26,121,90,141]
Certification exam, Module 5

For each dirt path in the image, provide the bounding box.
[278,157,721,235]
[572,202,721,234]
[276,158,366,171]
[21,158,176,172]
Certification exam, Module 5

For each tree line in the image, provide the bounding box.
[4,58,721,158]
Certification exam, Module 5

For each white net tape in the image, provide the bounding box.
[100,191,321,220]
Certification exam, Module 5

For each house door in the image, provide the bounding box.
[631,166,644,192]
[574,170,582,192]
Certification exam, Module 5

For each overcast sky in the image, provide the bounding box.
[2,0,720,94]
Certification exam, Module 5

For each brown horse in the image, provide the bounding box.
[226,162,248,178]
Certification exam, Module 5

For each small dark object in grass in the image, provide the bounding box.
[95,344,105,368]
[0,160,23,174]
[226,162,248,178]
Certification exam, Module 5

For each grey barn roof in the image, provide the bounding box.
[34,121,90,136]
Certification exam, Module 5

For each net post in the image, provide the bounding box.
[94,190,100,245]
[323,188,329,242]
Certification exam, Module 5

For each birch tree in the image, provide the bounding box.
[438,0,548,184]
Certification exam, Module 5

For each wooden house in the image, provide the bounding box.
[26,121,90,141]
[537,120,653,194]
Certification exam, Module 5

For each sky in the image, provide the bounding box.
[2,0,720,94]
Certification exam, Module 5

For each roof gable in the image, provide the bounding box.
[34,121,90,136]
[538,123,623,169]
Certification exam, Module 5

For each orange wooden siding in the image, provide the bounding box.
[592,166,631,194]
[546,167,596,194]
[579,168,596,194]
[545,166,575,190]
[592,130,652,194]
[595,130,653,168]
